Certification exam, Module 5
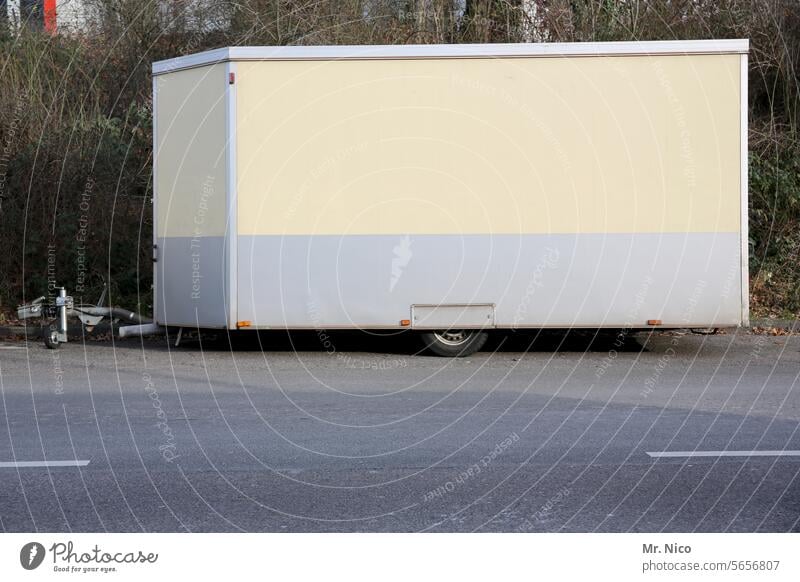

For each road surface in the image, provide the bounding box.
[0,329,798,532]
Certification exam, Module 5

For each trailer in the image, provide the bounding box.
[151,39,749,356]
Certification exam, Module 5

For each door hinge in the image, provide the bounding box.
[152,244,158,263]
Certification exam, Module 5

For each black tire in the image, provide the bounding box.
[419,329,488,357]
[42,322,61,349]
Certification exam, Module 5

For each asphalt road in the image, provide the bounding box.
[0,329,798,532]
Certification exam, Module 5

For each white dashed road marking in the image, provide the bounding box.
[648,450,800,458]
[0,460,90,468]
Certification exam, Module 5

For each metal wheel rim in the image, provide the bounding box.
[433,330,471,346]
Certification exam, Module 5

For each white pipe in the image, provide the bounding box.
[58,288,68,338]
[118,323,163,338]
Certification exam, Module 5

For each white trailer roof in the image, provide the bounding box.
[152,39,749,75]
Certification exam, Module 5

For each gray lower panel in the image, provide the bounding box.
[156,236,228,327]
[237,233,743,328]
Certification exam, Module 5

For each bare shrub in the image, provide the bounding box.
[0,0,798,317]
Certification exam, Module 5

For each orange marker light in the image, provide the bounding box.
[647,319,662,326]
[237,320,252,328]
[400,319,411,327]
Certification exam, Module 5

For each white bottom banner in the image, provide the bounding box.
[1,533,797,580]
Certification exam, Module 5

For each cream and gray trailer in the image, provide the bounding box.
[152,39,749,356]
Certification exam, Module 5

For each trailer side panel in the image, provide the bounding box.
[154,63,230,328]
[233,52,743,329]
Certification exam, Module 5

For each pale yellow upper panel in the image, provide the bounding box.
[156,64,227,238]
[236,55,740,236]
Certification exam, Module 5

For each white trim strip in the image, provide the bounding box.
[225,61,238,330]
[152,39,750,75]
[740,53,750,327]
[648,451,800,458]
[152,74,159,326]
[0,460,90,468]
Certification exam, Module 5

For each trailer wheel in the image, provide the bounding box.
[420,330,488,357]
[42,323,60,350]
